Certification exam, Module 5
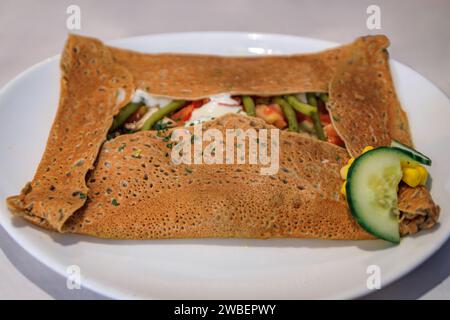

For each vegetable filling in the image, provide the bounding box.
[108,91,345,147]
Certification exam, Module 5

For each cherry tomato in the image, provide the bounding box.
[317,98,328,114]
[171,104,194,122]
[255,103,287,128]
[170,99,207,123]
[320,113,331,124]
[324,124,345,146]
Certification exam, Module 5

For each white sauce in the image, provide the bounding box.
[127,91,243,129]
[295,93,307,103]
[185,93,242,126]
[132,89,173,108]
[116,88,126,105]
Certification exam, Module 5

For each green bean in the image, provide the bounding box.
[284,95,326,141]
[309,93,326,140]
[242,95,256,116]
[306,93,318,107]
[284,95,316,116]
[140,100,186,131]
[311,111,326,141]
[110,102,142,131]
[273,97,299,132]
[319,93,329,103]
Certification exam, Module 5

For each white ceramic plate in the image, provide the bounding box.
[0,32,449,299]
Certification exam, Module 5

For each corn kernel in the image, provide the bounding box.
[341,181,347,197]
[361,146,374,154]
[402,167,421,187]
[340,164,350,180]
[400,160,416,168]
[416,165,428,185]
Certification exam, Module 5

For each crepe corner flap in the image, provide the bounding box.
[328,35,412,156]
[6,34,135,231]
[7,34,438,239]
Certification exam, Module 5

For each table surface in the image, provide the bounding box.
[0,0,449,300]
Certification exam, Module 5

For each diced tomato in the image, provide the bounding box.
[297,112,309,123]
[274,119,287,129]
[317,98,327,114]
[296,109,331,126]
[319,113,331,125]
[170,100,207,123]
[125,106,148,124]
[191,100,205,109]
[255,103,287,129]
[324,124,345,147]
[171,104,194,122]
[267,103,284,116]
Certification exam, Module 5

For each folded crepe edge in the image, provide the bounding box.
[328,35,412,157]
[7,34,135,231]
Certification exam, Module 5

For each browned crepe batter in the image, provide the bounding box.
[7,34,439,239]
[64,115,371,239]
[8,35,135,231]
[109,45,350,99]
[328,35,411,157]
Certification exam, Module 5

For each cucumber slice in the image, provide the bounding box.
[390,140,431,166]
[346,147,406,243]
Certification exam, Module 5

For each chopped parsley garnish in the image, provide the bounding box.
[154,120,169,133]
[107,132,116,140]
[78,192,87,199]
[118,143,126,152]
[111,198,119,206]
[185,167,193,174]
[72,191,87,199]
